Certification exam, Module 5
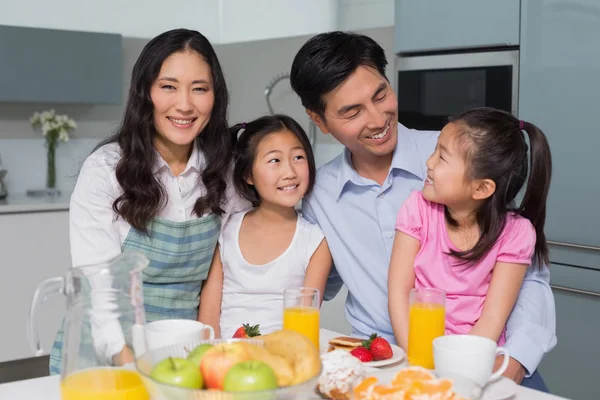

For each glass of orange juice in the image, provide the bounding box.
[61,367,149,400]
[407,287,446,369]
[283,287,320,352]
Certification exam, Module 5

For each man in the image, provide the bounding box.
[290,31,556,391]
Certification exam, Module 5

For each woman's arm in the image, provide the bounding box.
[199,244,224,338]
[70,149,131,363]
[469,262,528,342]
[303,239,333,306]
[388,231,420,350]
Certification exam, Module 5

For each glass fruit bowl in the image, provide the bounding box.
[135,338,322,400]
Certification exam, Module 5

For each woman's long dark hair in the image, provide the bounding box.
[447,107,552,267]
[96,29,230,232]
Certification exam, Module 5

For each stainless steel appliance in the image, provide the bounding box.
[395,49,519,130]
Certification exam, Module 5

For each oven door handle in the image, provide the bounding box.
[548,240,600,252]
[550,284,600,298]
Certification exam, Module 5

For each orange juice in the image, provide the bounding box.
[61,368,149,400]
[283,306,320,351]
[408,302,445,369]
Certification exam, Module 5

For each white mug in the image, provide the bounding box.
[132,319,215,357]
[433,335,509,387]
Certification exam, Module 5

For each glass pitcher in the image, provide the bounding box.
[28,251,150,400]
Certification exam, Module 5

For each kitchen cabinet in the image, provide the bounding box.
[394,0,520,53]
[0,25,122,104]
[539,265,600,399]
[0,210,70,363]
[218,0,338,44]
[519,0,600,269]
[520,0,600,397]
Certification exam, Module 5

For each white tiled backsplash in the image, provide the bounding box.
[0,138,99,194]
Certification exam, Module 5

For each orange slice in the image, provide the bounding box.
[406,378,454,399]
[372,384,407,399]
[353,376,379,399]
[391,366,435,389]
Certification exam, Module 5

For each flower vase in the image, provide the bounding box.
[47,141,56,190]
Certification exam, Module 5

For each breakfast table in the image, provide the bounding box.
[0,329,568,399]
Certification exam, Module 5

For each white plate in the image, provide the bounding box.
[362,344,406,367]
[481,377,517,400]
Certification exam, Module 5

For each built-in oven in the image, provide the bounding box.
[395,50,519,131]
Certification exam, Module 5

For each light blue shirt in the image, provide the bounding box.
[302,123,557,375]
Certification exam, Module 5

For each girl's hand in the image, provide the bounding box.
[112,345,135,366]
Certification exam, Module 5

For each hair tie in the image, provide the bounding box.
[242,122,247,129]
[519,120,525,130]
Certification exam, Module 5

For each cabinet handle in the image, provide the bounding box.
[548,240,600,252]
[551,284,600,298]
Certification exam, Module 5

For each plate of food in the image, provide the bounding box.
[327,334,406,368]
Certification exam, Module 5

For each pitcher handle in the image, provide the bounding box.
[27,276,65,357]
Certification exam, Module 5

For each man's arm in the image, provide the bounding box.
[301,197,344,301]
[503,262,557,380]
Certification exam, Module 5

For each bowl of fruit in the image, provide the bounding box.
[135,329,322,399]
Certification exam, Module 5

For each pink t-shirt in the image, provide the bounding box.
[395,191,536,345]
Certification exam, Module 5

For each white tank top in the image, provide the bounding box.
[219,209,325,338]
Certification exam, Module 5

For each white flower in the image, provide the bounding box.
[42,122,51,136]
[30,109,75,144]
[30,112,41,125]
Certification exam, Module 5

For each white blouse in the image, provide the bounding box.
[69,142,248,268]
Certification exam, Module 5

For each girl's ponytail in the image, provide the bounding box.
[519,120,552,266]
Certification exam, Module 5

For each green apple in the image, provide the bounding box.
[187,343,213,367]
[223,360,278,392]
[150,357,203,389]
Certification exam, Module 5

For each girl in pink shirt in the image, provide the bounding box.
[388,107,553,348]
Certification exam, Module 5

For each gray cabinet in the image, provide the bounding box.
[519,0,600,270]
[0,25,122,104]
[394,0,520,53]
[539,264,600,399]
[520,1,600,398]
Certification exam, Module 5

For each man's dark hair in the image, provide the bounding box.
[290,31,388,119]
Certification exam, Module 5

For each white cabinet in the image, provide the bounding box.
[1,0,340,43]
[339,0,395,31]
[395,0,520,53]
[0,0,220,41]
[0,211,70,363]
[218,0,339,44]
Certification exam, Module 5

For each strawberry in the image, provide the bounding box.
[350,347,373,362]
[363,333,393,361]
[232,323,261,338]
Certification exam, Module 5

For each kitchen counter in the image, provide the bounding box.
[0,329,569,400]
[0,192,71,214]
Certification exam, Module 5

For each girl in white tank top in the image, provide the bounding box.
[199,115,332,338]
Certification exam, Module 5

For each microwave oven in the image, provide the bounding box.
[395,50,519,131]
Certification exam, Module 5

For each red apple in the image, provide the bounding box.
[200,343,249,390]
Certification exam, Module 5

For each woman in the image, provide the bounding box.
[49,28,247,374]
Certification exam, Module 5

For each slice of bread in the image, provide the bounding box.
[327,336,364,352]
